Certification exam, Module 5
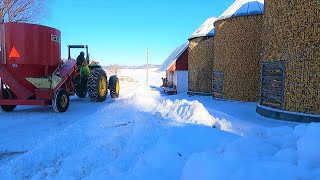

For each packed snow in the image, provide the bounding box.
[0,68,319,179]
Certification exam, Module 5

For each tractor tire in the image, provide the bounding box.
[87,68,107,102]
[74,76,88,98]
[109,75,120,98]
[1,89,17,112]
[52,89,69,113]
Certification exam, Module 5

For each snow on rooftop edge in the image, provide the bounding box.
[189,17,217,40]
[158,43,188,72]
[217,0,264,21]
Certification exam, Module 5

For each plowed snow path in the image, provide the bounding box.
[1,75,310,179]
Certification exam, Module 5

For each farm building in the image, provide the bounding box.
[212,0,264,101]
[256,0,320,122]
[188,17,217,95]
[158,43,188,94]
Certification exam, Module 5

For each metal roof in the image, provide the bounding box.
[217,0,264,21]
[158,43,188,71]
[189,17,217,40]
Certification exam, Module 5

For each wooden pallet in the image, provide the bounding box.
[160,86,177,95]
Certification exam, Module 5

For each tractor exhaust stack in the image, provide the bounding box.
[0,16,6,64]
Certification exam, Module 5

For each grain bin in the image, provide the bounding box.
[188,17,216,95]
[256,0,320,122]
[212,0,264,101]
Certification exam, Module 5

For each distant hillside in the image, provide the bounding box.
[104,64,160,69]
[61,59,160,70]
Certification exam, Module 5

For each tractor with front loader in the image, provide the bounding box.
[0,22,119,112]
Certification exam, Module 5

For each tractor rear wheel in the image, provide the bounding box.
[1,89,17,112]
[109,75,120,98]
[52,89,69,113]
[87,68,107,102]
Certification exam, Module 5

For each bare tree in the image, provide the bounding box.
[106,64,121,76]
[0,0,48,22]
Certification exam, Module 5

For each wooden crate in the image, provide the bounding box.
[213,15,263,102]
[262,0,320,114]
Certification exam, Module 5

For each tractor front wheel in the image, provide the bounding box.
[52,89,69,113]
[75,75,87,98]
[1,89,17,112]
[76,89,87,98]
[87,68,107,102]
[109,75,120,98]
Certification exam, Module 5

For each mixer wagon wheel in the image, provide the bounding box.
[1,89,17,112]
[52,89,70,113]
[87,68,107,102]
[109,75,120,98]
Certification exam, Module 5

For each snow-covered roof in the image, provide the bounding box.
[217,0,264,21]
[158,43,188,71]
[189,17,217,40]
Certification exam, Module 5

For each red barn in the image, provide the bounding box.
[158,43,188,94]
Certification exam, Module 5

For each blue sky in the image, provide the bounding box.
[44,0,234,66]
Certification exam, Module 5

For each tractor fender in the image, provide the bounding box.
[108,75,118,90]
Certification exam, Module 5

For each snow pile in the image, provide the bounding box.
[181,123,320,180]
[125,124,239,179]
[297,123,320,169]
[153,99,218,127]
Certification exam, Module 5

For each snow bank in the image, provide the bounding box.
[126,124,239,179]
[153,99,217,127]
[152,99,234,132]
[181,123,320,180]
[297,123,320,169]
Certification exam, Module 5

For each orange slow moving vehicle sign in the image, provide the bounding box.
[9,46,21,58]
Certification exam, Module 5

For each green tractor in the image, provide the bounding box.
[68,45,120,102]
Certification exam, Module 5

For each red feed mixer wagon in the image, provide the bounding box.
[0,22,119,113]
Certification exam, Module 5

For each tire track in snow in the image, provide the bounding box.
[0,81,164,179]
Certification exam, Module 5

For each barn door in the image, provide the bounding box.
[166,71,174,87]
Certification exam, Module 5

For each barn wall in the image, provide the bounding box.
[188,37,215,94]
[176,49,188,71]
[262,0,320,114]
[213,15,263,102]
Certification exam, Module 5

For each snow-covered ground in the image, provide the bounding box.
[0,68,319,179]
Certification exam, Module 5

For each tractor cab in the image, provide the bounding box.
[68,45,90,62]
[67,45,101,76]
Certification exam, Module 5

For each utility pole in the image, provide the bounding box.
[146,48,149,85]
